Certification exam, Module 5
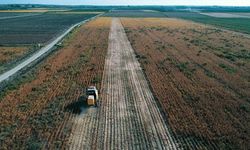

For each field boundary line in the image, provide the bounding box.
[0,13,42,20]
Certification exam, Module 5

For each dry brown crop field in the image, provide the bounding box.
[0,46,37,74]
[0,46,29,65]
[121,18,250,149]
[0,17,110,149]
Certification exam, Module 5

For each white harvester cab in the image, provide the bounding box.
[86,86,98,106]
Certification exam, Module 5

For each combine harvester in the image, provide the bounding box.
[85,86,98,107]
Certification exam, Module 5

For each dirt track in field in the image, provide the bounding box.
[68,18,180,149]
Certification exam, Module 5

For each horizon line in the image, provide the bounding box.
[1,4,250,7]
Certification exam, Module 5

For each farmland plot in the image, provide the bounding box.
[0,46,29,68]
[234,13,250,17]
[0,12,98,74]
[122,18,250,149]
[0,9,68,13]
[199,12,250,18]
[0,12,40,20]
[0,17,110,149]
[104,10,166,17]
[69,18,183,149]
[0,13,97,44]
[164,12,250,34]
[0,12,32,17]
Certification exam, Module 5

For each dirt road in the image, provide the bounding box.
[68,18,180,149]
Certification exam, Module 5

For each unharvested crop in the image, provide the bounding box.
[0,17,110,149]
[0,46,29,64]
[122,18,250,149]
[0,46,33,73]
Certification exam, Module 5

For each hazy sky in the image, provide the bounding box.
[1,0,250,6]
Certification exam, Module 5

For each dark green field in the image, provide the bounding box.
[164,12,250,34]
[0,12,97,45]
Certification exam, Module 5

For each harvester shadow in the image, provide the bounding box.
[64,95,89,114]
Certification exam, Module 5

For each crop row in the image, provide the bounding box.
[0,17,111,149]
[0,13,97,45]
[122,18,250,149]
